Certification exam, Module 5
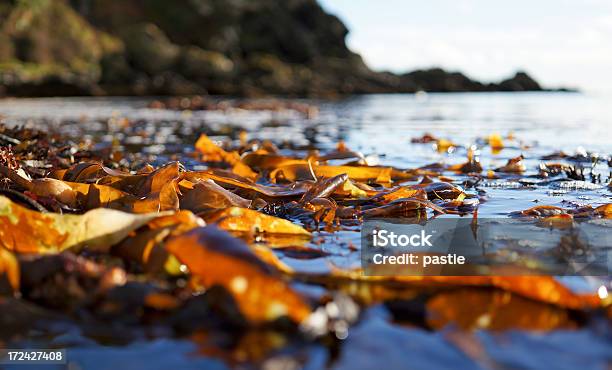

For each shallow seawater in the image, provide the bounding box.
[0,93,611,369]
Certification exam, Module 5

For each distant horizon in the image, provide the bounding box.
[319,0,612,93]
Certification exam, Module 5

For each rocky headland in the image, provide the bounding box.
[0,0,572,97]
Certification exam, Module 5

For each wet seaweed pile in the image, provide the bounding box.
[0,101,611,369]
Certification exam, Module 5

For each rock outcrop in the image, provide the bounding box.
[0,0,564,97]
[399,69,546,92]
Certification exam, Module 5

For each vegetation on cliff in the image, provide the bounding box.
[0,0,556,96]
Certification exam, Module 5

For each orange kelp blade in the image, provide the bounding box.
[137,161,181,197]
[205,207,311,236]
[426,288,578,331]
[369,186,427,204]
[270,163,415,183]
[320,268,602,310]
[0,247,19,292]
[516,204,609,219]
[180,179,251,213]
[359,197,446,217]
[300,173,348,204]
[595,204,612,218]
[184,169,309,199]
[518,205,567,217]
[496,155,526,173]
[487,133,505,151]
[165,226,311,323]
[241,152,307,171]
[66,181,179,213]
[195,134,258,179]
[112,210,205,274]
[0,165,78,207]
[0,195,170,254]
[51,162,131,183]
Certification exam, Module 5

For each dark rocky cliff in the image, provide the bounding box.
[0,0,557,97]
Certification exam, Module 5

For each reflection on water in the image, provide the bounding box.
[322,92,611,152]
[1,92,610,150]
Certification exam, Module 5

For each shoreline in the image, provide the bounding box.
[0,88,581,100]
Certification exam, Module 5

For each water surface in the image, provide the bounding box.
[1,92,611,370]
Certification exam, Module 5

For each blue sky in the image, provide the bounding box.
[319,0,612,92]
